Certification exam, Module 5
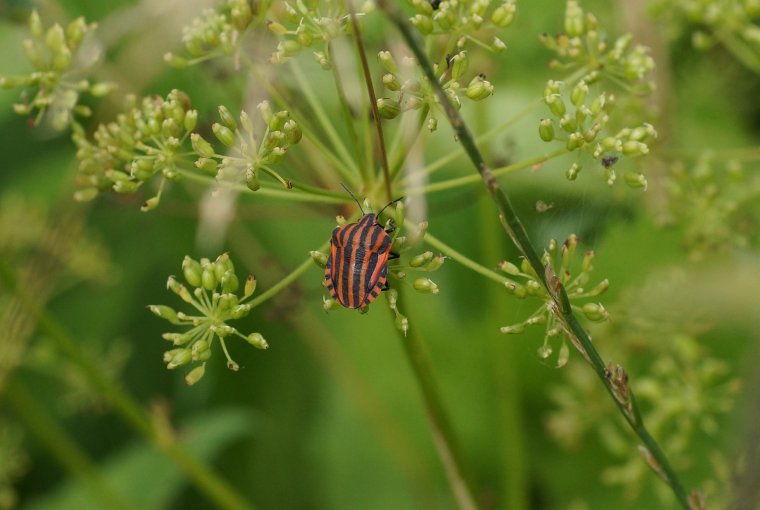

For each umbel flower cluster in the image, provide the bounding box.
[0,10,114,130]
[499,234,610,367]
[150,253,268,386]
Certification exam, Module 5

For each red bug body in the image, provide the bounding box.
[325,213,393,309]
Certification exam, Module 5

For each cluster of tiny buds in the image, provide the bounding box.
[376,49,493,131]
[192,101,302,192]
[164,0,259,67]
[150,253,267,386]
[72,89,196,209]
[539,0,655,93]
[498,234,609,366]
[267,0,363,66]
[408,0,514,52]
[0,10,114,131]
[538,79,655,187]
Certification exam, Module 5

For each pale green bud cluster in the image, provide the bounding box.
[407,0,514,54]
[164,0,260,67]
[498,235,609,367]
[377,48,495,131]
[0,11,112,131]
[539,79,656,188]
[268,0,364,66]
[72,90,196,209]
[665,155,760,259]
[539,1,655,92]
[151,253,267,385]
[196,101,302,192]
[649,0,760,71]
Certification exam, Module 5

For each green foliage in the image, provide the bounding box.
[1,0,759,509]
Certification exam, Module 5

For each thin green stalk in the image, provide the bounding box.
[4,378,136,510]
[290,60,359,177]
[388,105,430,182]
[391,288,480,510]
[176,168,346,204]
[346,0,392,202]
[377,2,692,508]
[421,229,511,286]
[412,148,570,195]
[247,241,329,309]
[328,41,368,183]
[0,264,256,510]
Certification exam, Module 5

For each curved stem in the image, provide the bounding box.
[376,2,692,508]
[346,0,392,202]
[391,288,480,510]
[0,264,257,510]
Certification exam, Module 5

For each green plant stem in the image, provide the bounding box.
[0,263,257,510]
[421,229,511,286]
[4,378,136,510]
[413,148,570,195]
[176,168,346,204]
[346,0,392,202]
[376,2,692,508]
[247,241,329,309]
[391,288,480,510]
[290,60,359,179]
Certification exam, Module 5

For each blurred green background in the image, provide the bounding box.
[2,0,760,509]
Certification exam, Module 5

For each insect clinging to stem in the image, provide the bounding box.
[324,185,403,309]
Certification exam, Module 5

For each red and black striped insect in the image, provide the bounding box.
[325,188,401,309]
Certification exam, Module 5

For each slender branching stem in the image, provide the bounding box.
[0,264,257,510]
[346,0,393,202]
[376,2,692,508]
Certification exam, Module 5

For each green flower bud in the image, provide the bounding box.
[491,2,516,27]
[323,297,340,312]
[201,266,218,291]
[505,281,527,298]
[191,339,209,358]
[427,117,438,132]
[498,260,521,275]
[74,188,98,202]
[378,50,398,74]
[500,324,525,334]
[411,14,434,34]
[621,141,649,156]
[164,52,189,69]
[182,256,203,287]
[218,105,237,131]
[29,10,43,38]
[412,277,439,294]
[465,74,494,101]
[409,251,434,268]
[492,36,507,53]
[195,158,218,173]
[449,51,468,80]
[244,275,257,298]
[559,114,577,133]
[566,132,584,151]
[45,24,66,52]
[245,168,260,191]
[221,271,239,293]
[90,82,116,97]
[587,278,610,297]
[191,133,216,158]
[581,250,595,273]
[570,80,588,106]
[52,45,72,70]
[183,109,198,132]
[258,101,273,126]
[148,304,180,324]
[167,348,192,369]
[582,302,608,322]
[538,118,555,141]
[382,73,401,91]
[624,171,648,189]
[113,180,140,194]
[434,8,456,29]
[565,0,584,37]
[545,94,566,117]
[185,365,205,385]
[283,119,302,144]
[296,26,313,46]
[231,303,251,319]
[247,332,269,350]
[212,123,236,147]
[425,255,446,272]
[226,360,240,371]
[395,313,409,336]
[412,0,434,15]
[141,195,160,212]
[310,250,328,268]
[377,98,401,119]
[267,21,288,35]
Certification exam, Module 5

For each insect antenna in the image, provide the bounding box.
[340,182,365,215]
[377,196,404,218]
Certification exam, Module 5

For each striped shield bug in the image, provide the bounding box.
[325,187,402,309]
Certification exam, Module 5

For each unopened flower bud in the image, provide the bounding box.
[377,97,401,119]
[466,74,494,101]
[499,260,521,275]
[148,305,180,324]
[244,275,257,298]
[491,2,516,27]
[141,195,160,212]
[378,50,398,74]
[425,255,446,271]
[310,250,328,268]
[410,251,434,268]
[411,14,434,34]
[582,302,608,321]
[538,118,555,141]
[383,73,401,91]
[449,51,468,80]
[221,271,239,293]
[212,123,236,147]
[624,171,648,189]
[565,0,584,37]
[413,277,439,294]
[201,266,217,290]
[247,332,269,349]
[500,324,525,334]
[167,348,192,369]
[184,365,205,385]
[622,141,649,156]
[570,80,588,106]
